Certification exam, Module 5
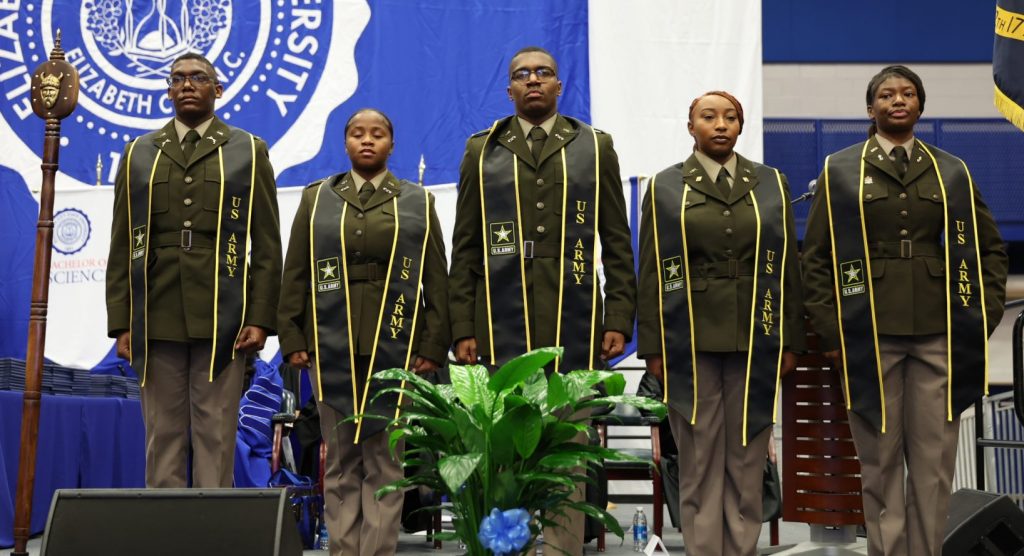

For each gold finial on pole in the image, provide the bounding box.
[418,154,425,187]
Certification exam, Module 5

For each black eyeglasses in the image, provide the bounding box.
[510,67,557,83]
[166,73,215,87]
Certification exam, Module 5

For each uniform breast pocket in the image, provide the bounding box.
[150,165,170,214]
[862,180,888,203]
[203,165,223,212]
[684,191,707,210]
[381,203,396,217]
[916,178,944,204]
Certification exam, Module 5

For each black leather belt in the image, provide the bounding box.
[870,240,942,259]
[699,259,755,278]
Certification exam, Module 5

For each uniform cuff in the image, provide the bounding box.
[107,305,129,338]
[452,321,475,342]
[603,314,633,342]
[244,301,278,335]
[417,342,450,366]
[278,334,308,359]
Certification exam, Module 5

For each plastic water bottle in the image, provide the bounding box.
[316,518,329,550]
[632,507,648,551]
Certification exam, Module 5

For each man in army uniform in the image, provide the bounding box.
[449,46,636,554]
[106,52,281,488]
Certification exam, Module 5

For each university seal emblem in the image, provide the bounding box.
[0,0,369,185]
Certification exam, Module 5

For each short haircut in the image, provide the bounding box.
[508,46,558,76]
[345,108,394,136]
[688,90,745,132]
[170,52,218,82]
[865,65,925,113]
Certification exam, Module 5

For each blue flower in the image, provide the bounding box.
[478,507,532,556]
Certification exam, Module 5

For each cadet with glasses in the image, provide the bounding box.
[449,46,636,554]
[106,52,282,488]
[802,65,1008,556]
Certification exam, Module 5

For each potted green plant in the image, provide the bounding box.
[371,347,667,555]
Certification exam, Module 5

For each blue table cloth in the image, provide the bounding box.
[0,391,145,547]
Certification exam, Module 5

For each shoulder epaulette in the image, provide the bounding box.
[470,128,490,138]
[305,176,332,189]
[593,127,607,134]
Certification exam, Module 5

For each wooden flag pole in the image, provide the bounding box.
[11,30,79,556]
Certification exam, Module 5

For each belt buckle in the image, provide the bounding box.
[366,262,378,280]
[728,259,738,278]
[180,229,192,251]
[523,240,534,259]
[900,239,912,259]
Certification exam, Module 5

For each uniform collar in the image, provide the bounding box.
[692,149,737,183]
[873,133,915,157]
[351,169,388,191]
[517,114,557,138]
[174,116,215,143]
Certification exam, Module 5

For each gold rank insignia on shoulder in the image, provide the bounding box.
[864,176,874,185]
[505,136,516,143]
[870,146,879,153]
[688,167,697,174]
[216,130,225,136]
[742,176,750,183]
[554,133,564,141]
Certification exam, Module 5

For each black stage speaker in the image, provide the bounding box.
[943,489,1024,556]
[40,488,302,556]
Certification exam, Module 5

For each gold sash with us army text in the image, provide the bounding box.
[310,175,429,443]
[823,140,987,432]
[478,115,599,371]
[651,162,788,444]
[125,126,256,385]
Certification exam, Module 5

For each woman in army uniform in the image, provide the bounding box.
[802,66,1007,556]
[278,109,450,555]
[637,91,804,556]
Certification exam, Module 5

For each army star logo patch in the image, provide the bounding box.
[489,221,516,256]
[840,259,866,296]
[131,225,146,260]
[662,256,684,292]
[316,257,341,292]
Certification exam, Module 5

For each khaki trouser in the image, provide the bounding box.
[318,399,404,556]
[140,339,245,488]
[847,334,959,556]
[668,351,771,556]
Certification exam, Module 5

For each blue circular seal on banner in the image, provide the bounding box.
[52,207,92,255]
[0,0,369,185]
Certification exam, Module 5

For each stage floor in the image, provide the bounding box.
[1,503,868,555]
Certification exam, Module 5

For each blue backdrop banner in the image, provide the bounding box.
[0,0,590,188]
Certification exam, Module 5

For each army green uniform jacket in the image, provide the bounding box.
[802,136,1007,352]
[277,171,450,367]
[637,153,805,356]
[106,117,281,343]
[448,114,635,364]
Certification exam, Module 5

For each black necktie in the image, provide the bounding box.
[715,168,731,200]
[358,182,375,207]
[182,129,201,162]
[892,146,909,180]
[529,126,547,164]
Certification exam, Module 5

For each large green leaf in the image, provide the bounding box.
[509,405,543,458]
[438,453,482,493]
[450,405,485,452]
[488,347,561,392]
[602,372,626,396]
[580,395,668,420]
[449,364,494,414]
[546,371,569,411]
[521,369,549,408]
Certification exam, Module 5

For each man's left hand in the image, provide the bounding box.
[601,331,626,361]
[412,356,439,374]
[235,326,268,354]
